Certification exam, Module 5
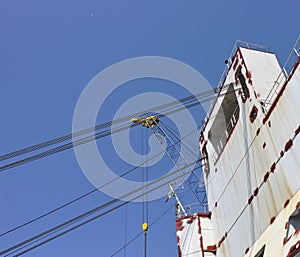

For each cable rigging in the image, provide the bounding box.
[0,123,202,238]
[132,116,206,209]
[110,186,192,257]
[141,128,149,257]
[1,161,203,257]
[0,83,239,255]
[1,122,204,255]
[0,86,238,173]
[0,84,239,246]
[0,89,216,162]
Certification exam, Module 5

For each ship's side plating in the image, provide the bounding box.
[196,38,300,257]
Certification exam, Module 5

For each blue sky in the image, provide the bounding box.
[0,1,299,256]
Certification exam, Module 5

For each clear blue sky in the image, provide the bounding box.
[0,1,299,256]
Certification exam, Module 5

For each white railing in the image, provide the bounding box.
[184,203,208,214]
[205,41,269,124]
[263,35,300,111]
[217,40,270,91]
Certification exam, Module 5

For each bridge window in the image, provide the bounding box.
[286,207,300,239]
[254,245,265,257]
[208,83,239,159]
[250,106,258,123]
[236,66,249,99]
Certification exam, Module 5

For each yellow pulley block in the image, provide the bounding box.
[131,116,159,128]
[142,222,148,232]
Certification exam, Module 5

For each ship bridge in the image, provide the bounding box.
[196,36,300,257]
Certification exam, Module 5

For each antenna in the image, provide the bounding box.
[169,184,187,217]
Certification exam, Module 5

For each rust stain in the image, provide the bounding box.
[284,139,293,152]
[284,199,290,208]
[286,240,300,257]
[177,245,182,257]
[198,215,205,257]
[295,125,300,135]
[248,195,254,205]
[206,244,217,252]
[263,171,270,183]
[256,128,261,136]
[270,162,276,173]
[254,187,259,196]
[270,216,276,224]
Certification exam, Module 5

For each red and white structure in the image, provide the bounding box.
[177,36,300,257]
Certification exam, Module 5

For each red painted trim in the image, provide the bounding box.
[284,199,290,208]
[176,220,185,231]
[286,240,300,257]
[201,141,208,159]
[197,215,205,257]
[176,225,184,231]
[248,195,254,205]
[178,245,182,257]
[254,187,259,196]
[199,135,204,144]
[197,212,212,219]
[235,63,249,102]
[270,162,276,173]
[256,128,261,136]
[246,70,252,79]
[285,221,289,230]
[246,69,253,85]
[285,139,293,152]
[295,125,300,135]
[218,235,226,247]
[296,201,300,210]
[199,130,204,144]
[238,48,254,90]
[283,237,290,245]
[280,150,285,157]
[249,105,258,123]
[264,172,270,183]
[270,216,276,224]
[206,244,217,252]
[245,247,250,255]
[177,212,211,222]
[187,216,196,224]
[251,91,257,99]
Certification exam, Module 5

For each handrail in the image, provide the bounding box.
[217,40,270,91]
[205,41,269,124]
[184,203,207,215]
[263,35,300,110]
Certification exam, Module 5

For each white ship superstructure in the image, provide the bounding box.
[177,36,300,257]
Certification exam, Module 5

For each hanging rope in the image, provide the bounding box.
[141,126,148,257]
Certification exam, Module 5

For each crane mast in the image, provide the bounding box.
[131,115,207,212]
